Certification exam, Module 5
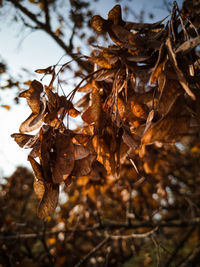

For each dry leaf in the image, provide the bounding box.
[90,15,106,33]
[19,98,46,133]
[20,113,43,133]
[39,126,54,182]
[28,155,44,181]
[131,101,148,120]
[52,131,75,183]
[1,104,11,110]
[142,97,190,144]
[82,106,95,124]
[35,66,53,74]
[37,182,59,219]
[150,43,167,84]
[108,5,123,25]
[11,133,35,148]
[67,106,80,118]
[74,144,90,160]
[122,128,138,149]
[166,37,196,100]
[75,93,90,109]
[175,36,200,54]
[72,153,96,177]
[78,83,92,92]
[19,80,43,113]
[33,179,45,199]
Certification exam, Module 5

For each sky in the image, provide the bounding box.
[0,0,183,177]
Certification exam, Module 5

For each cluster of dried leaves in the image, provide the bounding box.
[11,2,200,219]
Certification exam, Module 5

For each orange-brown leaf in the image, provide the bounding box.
[142,98,190,144]
[19,98,46,133]
[33,179,45,199]
[28,155,44,181]
[72,153,96,177]
[131,101,148,120]
[78,83,92,92]
[150,43,167,84]
[19,113,43,133]
[35,66,53,74]
[74,144,90,160]
[39,126,54,182]
[91,85,103,127]
[122,129,138,149]
[81,106,95,124]
[108,5,122,25]
[11,133,34,148]
[90,15,105,33]
[1,104,10,110]
[37,182,59,219]
[150,61,166,84]
[19,80,43,114]
[52,132,75,183]
[68,107,80,118]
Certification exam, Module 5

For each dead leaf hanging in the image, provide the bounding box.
[166,37,196,100]
[52,131,75,183]
[37,182,59,219]
[11,133,35,148]
[33,179,45,200]
[142,97,190,144]
[19,80,43,109]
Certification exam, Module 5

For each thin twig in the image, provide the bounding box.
[179,245,200,267]
[164,226,196,267]
[107,226,158,240]
[43,0,51,30]
[1,218,200,240]
[7,0,92,72]
[74,237,110,267]
[151,236,161,267]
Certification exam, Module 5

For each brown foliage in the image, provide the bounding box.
[11,2,200,219]
[7,2,200,266]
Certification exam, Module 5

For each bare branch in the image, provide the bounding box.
[74,237,110,267]
[1,218,200,240]
[106,226,158,240]
[7,0,45,28]
[164,226,196,267]
[7,0,92,72]
[69,24,76,51]
[179,245,200,267]
[43,0,51,30]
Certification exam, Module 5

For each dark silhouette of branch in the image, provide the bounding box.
[69,24,76,51]
[74,237,110,267]
[43,0,51,30]
[179,245,200,267]
[7,0,92,73]
[40,235,55,266]
[1,218,200,240]
[164,226,196,267]
[151,237,161,267]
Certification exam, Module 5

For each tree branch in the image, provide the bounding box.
[7,0,92,73]
[74,237,110,267]
[179,245,200,267]
[106,226,158,240]
[164,226,196,267]
[43,0,51,30]
[1,218,200,240]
